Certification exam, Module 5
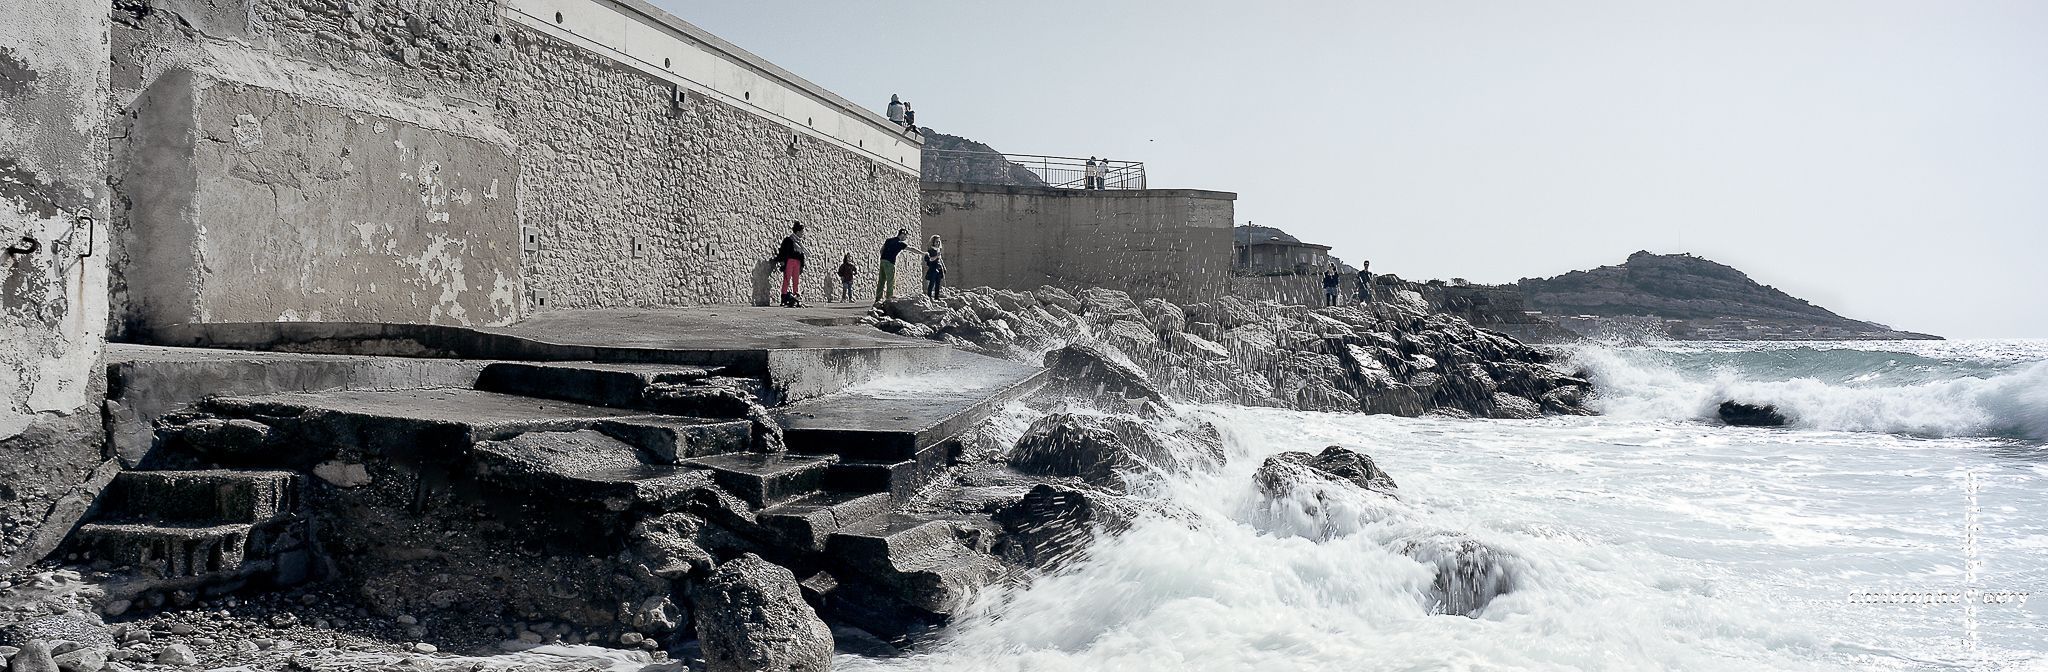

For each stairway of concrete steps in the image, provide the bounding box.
[68,469,312,606]
[89,318,1046,630]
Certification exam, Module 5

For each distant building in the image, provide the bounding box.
[1234,224,1337,274]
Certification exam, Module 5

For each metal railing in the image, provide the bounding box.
[923,149,1146,190]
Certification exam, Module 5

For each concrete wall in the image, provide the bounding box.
[919,182,1234,304]
[108,0,922,335]
[0,0,116,572]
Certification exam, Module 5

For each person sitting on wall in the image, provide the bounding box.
[903,101,916,132]
[1322,265,1342,307]
[924,235,946,299]
[836,253,858,304]
[874,228,921,304]
[1356,261,1374,304]
[887,94,906,126]
[775,221,808,308]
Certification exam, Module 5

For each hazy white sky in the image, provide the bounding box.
[661,1,2048,338]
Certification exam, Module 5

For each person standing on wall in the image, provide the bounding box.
[887,94,906,126]
[1084,157,1103,190]
[1356,261,1374,304]
[1322,265,1341,307]
[875,228,919,304]
[924,234,946,298]
[836,253,858,304]
[775,222,808,308]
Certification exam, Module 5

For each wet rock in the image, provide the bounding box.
[1008,414,1222,489]
[1040,342,1166,405]
[689,554,832,672]
[1397,532,1521,617]
[1718,401,1786,427]
[152,644,195,667]
[1253,446,1399,498]
[990,484,1130,569]
[643,384,785,452]
[311,461,373,488]
[171,418,272,460]
[1488,393,1543,420]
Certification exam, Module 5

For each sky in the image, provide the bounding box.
[659,1,2048,338]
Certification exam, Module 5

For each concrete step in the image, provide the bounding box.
[681,453,839,508]
[825,514,1005,616]
[776,349,1049,463]
[470,429,716,512]
[757,490,893,553]
[97,470,300,524]
[824,444,952,503]
[73,517,307,579]
[473,361,718,409]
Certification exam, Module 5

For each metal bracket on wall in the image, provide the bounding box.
[4,236,38,256]
[56,212,95,258]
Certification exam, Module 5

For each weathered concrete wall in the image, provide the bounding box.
[109,0,923,332]
[0,0,115,572]
[919,182,1234,305]
[504,28,920,309]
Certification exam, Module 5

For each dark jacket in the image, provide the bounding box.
[880,236,909,262]
[837,261,857,282]
[776,236,807,264]
[925,248,945,276]
[1322,272,1340,289]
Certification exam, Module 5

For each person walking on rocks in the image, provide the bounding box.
[836,253,858,303]
[923,234,946,298]
[1356,261,1374,304]
[886,94,906,126]
[874,228,919,304]
[1322,265,1341,307]
[775,222,808,307]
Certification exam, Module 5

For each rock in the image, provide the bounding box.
[153,645,195,667]
[990,484,1129,569]
[621,596,685,634]
[1008,414,1223,489]
[1253,446,1399,498]
[628,513,724,580]
[1137,297,1187,335]
[8,642,56,672]
[311,461,373,488]
[53,645,106,672]
[689,554,833,672]
[1397,532,1522,617]
[827,625,899,658]
[173,418,272,460]
[1488,393,1543,420]
[411,643,436,654]
[1172,332,1231,361]
[1718,401,1786,427]
[1040,342,1166,405]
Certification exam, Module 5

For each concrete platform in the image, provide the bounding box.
[776,349,1049,462]
[144,306,954,402]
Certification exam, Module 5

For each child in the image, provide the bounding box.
[836,254,857,303]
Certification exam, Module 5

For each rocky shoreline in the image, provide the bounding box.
[0,286,1588,672]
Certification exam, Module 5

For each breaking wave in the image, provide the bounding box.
[1572,341,2048,441]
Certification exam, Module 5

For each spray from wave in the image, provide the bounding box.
[1570,342,2048,441]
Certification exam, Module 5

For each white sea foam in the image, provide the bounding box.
[1572,340,2048,440]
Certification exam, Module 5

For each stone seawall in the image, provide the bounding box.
[107,0,921,336]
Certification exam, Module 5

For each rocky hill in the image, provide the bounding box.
[1518,251,1938,340]
[919,129,1047,187]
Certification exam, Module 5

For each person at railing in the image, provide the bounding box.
[924,235,946,298]
[887,94,906,125]
[1084,157,1103,190]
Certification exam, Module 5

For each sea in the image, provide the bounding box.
[840,339,2048,671]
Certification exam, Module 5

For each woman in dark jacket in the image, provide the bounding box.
[775,222,807,307]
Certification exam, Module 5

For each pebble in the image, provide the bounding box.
[619,632,644,646]
[395,615,417,626]
[168,623,197,636]
[103,600,132,617]
[190,637,215,647]
[156,644,198,666]
[412,643,437,654]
